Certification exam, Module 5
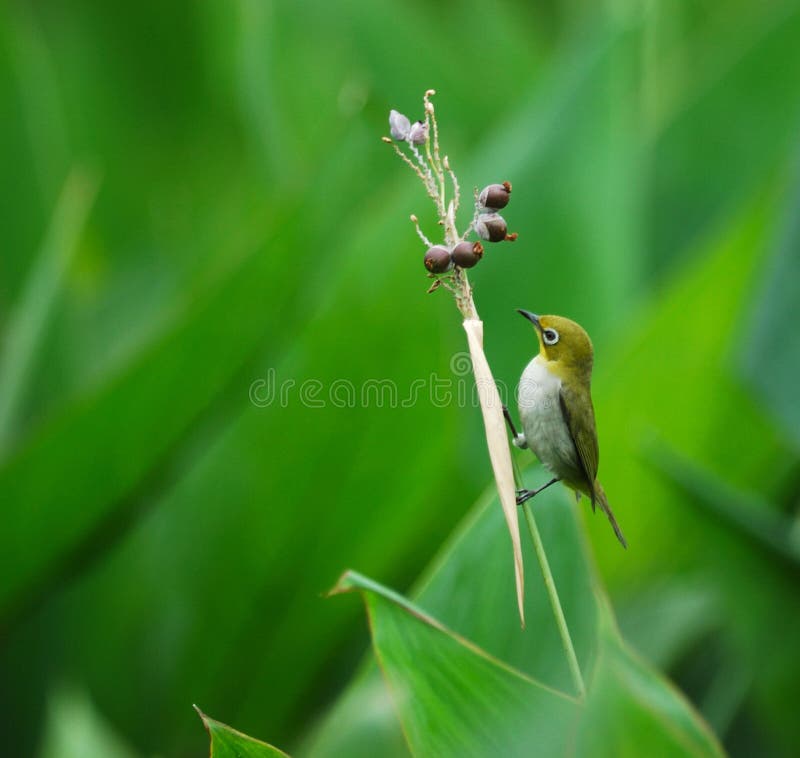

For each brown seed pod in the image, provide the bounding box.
[475,213,508,242]
[424,245,452,273]
[478,182,512,210]
[451,241,484,268]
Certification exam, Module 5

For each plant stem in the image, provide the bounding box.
[521,500,586,700]
[511,453,585,699]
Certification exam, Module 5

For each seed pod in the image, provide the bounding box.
[451,241,484,268]
[475,213,507,242]
[424,245,452,273]
[478,181,512,210]
[408,120,429,145]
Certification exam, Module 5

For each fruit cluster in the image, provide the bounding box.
[423,181,516,273]
[385,100,519,285]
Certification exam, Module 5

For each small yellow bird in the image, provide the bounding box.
[505,310,627,548]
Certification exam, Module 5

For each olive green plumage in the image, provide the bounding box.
[516,312,627,548]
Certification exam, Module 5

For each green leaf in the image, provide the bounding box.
[300,664,409,758]
[331,571,578,757]
[37,685,140,758]
[577,617,723,758]
[0,168,98,454]
[0,240,286,620]
[315,482,722,756]
[648,2,800,275]
[648,439,800,569]
[739,153,800,451]
[196,707,290,758]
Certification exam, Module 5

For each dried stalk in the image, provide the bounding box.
[385,90,525,624]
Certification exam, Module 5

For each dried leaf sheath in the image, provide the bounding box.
[463,318,525,626]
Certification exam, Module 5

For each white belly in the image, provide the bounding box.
[517,356,578,478]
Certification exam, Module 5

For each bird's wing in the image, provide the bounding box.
[558,383,599,500]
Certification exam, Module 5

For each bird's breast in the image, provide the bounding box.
[517,356,579,479]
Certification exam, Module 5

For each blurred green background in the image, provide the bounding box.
[1,0,799,756]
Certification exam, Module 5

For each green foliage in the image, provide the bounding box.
[1,0,799,756]
[740,157,800,451]
[197,708,289,758]
[307,481,721,756]
[333,571,577,757]
[37,686,139,758]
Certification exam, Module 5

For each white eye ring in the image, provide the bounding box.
[543,328,559,346]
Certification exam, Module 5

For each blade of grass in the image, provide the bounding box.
[509,440,586,699]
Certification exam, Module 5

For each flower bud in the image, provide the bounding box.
[389,110,411,141]
[478,181,512,210]
[475,213,507,242]
[408,120,429,145]
[451,241,484,268]
[424,245,452,273]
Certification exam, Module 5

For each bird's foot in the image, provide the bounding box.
[516,478,560,506]
[516,489,534,506]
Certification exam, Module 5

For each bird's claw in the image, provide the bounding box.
[515,489,530,506]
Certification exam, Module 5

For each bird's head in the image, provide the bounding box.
[517,310,594,375]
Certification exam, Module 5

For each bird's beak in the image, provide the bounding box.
[517,309,541,330]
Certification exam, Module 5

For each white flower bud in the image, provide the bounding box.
[389,110,411,141]
[408,120,429,145]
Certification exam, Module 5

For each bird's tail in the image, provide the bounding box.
[593,483,627,549]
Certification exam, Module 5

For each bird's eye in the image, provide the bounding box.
[543,328,559,345]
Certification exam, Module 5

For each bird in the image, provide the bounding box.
[505,310,627,548]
